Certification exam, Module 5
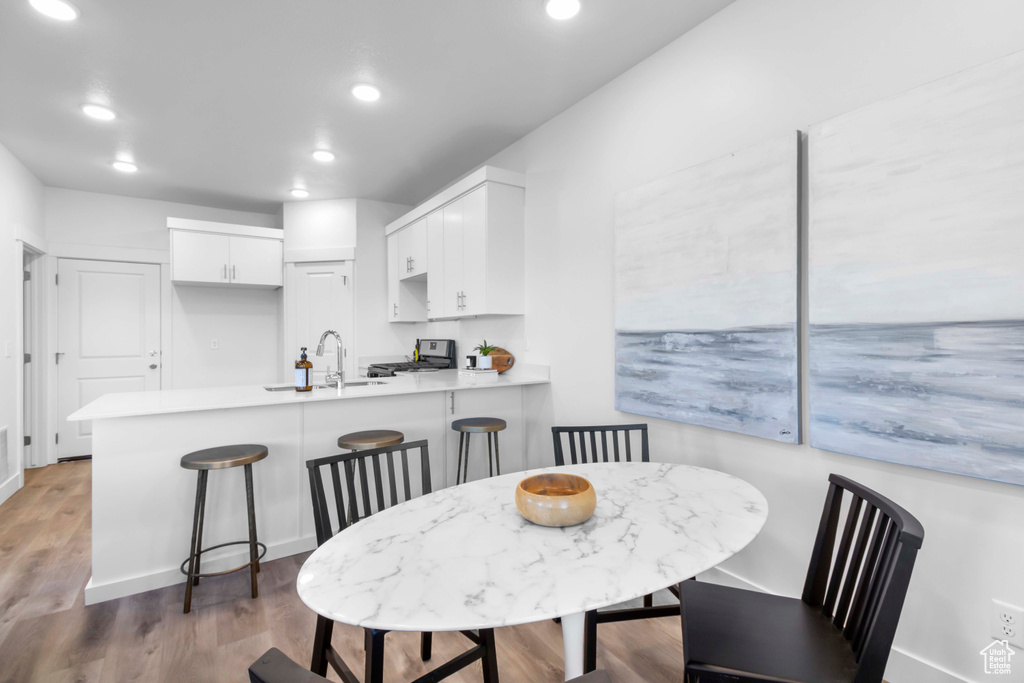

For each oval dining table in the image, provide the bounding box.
[297,461,768,681]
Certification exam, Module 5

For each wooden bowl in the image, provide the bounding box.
[515,473,596,527]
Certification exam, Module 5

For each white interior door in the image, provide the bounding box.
[291,262,355,381]
[57,259,161,458]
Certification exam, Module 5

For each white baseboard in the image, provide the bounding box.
[84,536,317,605]
[698,567,967,683]
[0,474,21,508]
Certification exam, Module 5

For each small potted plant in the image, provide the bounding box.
[474,340,497,369]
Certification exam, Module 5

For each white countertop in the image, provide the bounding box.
[69,366,549,421]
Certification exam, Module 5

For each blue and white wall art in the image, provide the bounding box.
[809,50,1024,485]
[614,133,799,443]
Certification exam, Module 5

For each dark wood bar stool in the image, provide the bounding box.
[180,443,268,614]
[452,417,506,484]
[337,429,404,451]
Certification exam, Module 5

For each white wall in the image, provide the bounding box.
[0,142,44,499]
[452,1,1024,680]
[353,199,412,361]
[43,188,282,392]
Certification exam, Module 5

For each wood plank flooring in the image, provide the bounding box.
[0,462,685,682]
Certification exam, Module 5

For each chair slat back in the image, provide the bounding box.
[801,474,924,681]
[552,424,649,466]
[306,440,432,546]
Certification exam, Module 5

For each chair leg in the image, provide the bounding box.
[420,631,432,661]
[183,469,207,614]
[310,615,334,676]
[463,433,471,483]
[644,593,653,608]
[480,628,500,683]
[244,463,259,599]
[456,432,465,485]
[193,469,208,587]
[494,432,501,476]
[364,629,386,683]
[487,433,494,477]
[584,610,597,673]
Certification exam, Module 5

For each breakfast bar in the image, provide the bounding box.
[69,367,549,604]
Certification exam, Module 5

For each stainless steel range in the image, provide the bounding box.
[366,339,457,377]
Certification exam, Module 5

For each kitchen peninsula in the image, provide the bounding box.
[69,367,549,604]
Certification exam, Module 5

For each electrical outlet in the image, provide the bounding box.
[992,599,1024,649]
[211,339,219,350]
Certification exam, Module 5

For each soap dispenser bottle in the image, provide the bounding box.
[295,347,312,392]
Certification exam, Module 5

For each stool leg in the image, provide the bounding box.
[463,433,471,483]
[487,433,494,477]
[193,469,208,587]
[244,463,259,600]
[310,614,334,676]
[184,469,207,614]
[494,431,501,476]
[456,432,465,485]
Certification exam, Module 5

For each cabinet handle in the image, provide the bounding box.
[232,265,236,280]
[223,264,228,280]
[409,257,414,272]
[393,303,398,318]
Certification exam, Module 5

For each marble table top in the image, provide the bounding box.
[296,462,768,632]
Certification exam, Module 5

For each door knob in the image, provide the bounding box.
[149,364,158,369]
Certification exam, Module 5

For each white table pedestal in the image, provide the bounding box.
[561,611,586,680]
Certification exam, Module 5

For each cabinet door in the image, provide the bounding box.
[398,218,427,279]
[459,186,487,316]
[171,231,230,283]
[387,232,401,322]
[229,236,282,286]
[442,198,464,318]
[426,209,444,318]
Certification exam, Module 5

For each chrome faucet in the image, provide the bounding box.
[315,330,345,387]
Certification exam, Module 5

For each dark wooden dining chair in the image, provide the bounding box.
[552,423,649,466]
[306,440,499,683]
[679,473,925,683]
[250,648,608,683]
[551,423,677,672]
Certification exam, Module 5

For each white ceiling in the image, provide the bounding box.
[0,0,733,213]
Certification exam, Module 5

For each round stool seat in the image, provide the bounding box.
[452,417,507,433]
[180,444,268,471]
[338,429,405,451]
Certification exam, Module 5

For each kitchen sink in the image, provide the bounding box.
[263,381,385,392]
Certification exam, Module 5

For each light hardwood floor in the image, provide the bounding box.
[0,462,684,682]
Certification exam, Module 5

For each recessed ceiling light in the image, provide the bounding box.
[351,84,381,102]
[312,150,335,162]
[82,104,116,121]
[29,0,80,21]
[291,188,309,198]
[112,160,137,173]
[545,0,580,20]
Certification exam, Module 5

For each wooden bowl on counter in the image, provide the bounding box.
[515,473,596,527]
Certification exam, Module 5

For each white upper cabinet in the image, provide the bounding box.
[385,167,525,322]
[169,218,283,288]
[387,232,427,322]
[397,217,427,280]
[170,230,231,283]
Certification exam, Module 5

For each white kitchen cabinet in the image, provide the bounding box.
[227,235,283,286]
[385,167,525,321]
[170,230,230,283]
[397,217,427,280]
[170,221,283,288]
[426,209,444,318]
[387,232,426,322]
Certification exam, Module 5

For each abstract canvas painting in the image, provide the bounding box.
[614,133,799,443]
[809,50,1024,485]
